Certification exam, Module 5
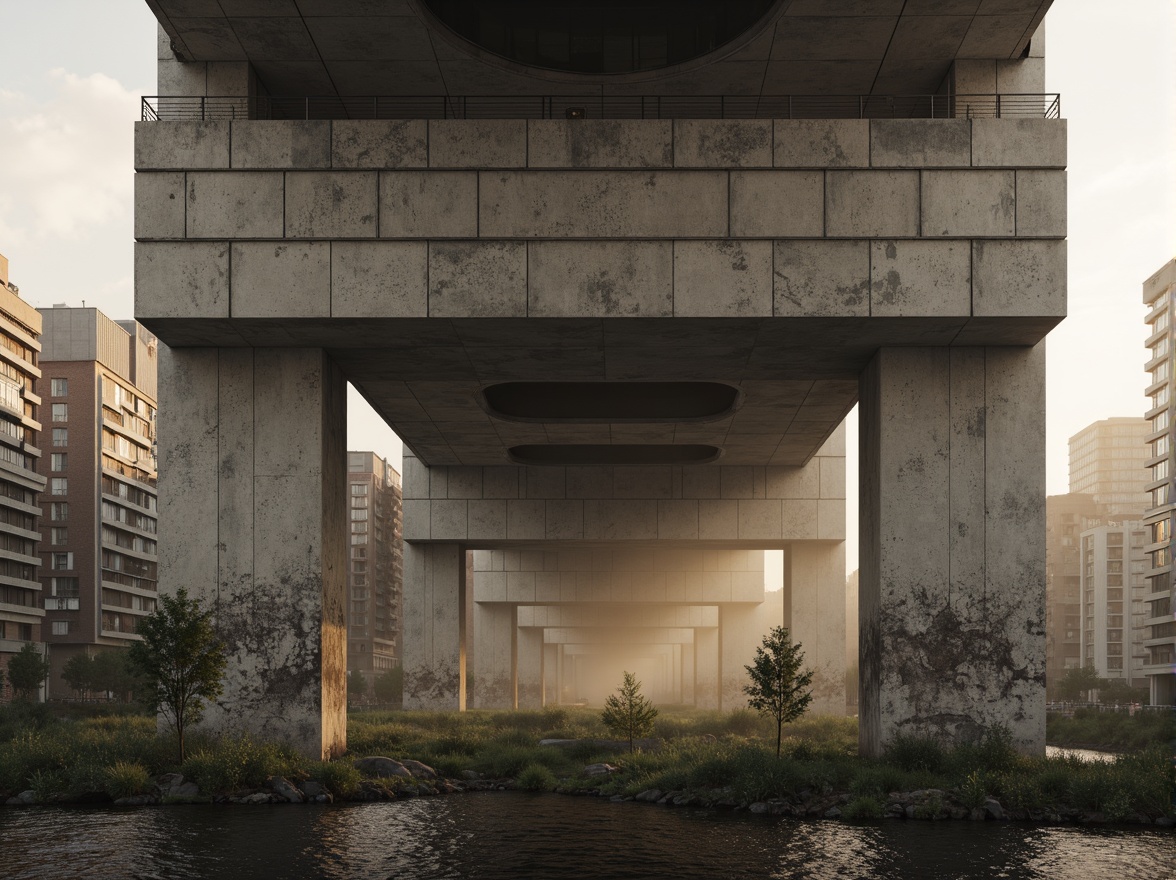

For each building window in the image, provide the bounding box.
[51,527,67,545]
[52,428,67,447]
[51,453,66,471]
[51,620,69,635]
[51,502,68,521]
[51,403,67,422]
[51,478,67,495]
[351,484,369,496]
[50,378,67,397]
[350,508,368,521]
[51,552,73,570]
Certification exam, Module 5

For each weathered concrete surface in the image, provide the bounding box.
[402,543,467,710]
[158,346,347,760]
[472,600,513,709]
[516,626,544,709]
[859,345,1046,756]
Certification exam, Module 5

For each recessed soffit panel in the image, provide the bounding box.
[147,0,1054,98]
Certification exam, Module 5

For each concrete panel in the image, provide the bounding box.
[672,241,772,318]
[819,456,846,499]
[767,465,820,499]
[135,172,186,240]
[545,501,584,540]
[789,542,847,715]
[135,242,230,319]
[971,119,1066,168]
[507,499,545,540]
[231,242,330,318]
[332,120,428,168]
[517,626,544,709]
[871,240,971,317]
[871,120,971,168]
[230,120,330,169]
[729,171,824,237]
[479,171,728,238]
[403,542,466,710]
[698,500,738,540]
[528,120,672,168]
[330,241,427,317]
[379,171,478,238]
[472,602,513,708]
[428,242,527,318]
[972,240,1066,317]
[738,500,782,540]
[674,120,772,168]
[468,499,507,541]
[922,170,1015,237]
[781,499,820,540]
[658,500,699,540]
[817,499,846,540]
[773,240,869,317]
[430,499,468,540]
[186,172,283,238]
[695,627,719,710]
[1015,170,1067,238]
[529,242,672,318]
[402,500,430,541]
[826,171,919,238]
[774,120,868,168]
[135,121,230,170]
[583,500,657,541]
[429,120,526,168]
[285,171,378,238]
[402,454,429,499]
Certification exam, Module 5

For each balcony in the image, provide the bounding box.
[143,93,1061,123]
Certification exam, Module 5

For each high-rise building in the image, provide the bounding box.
[1142,258,1175,706]
[1045,493,1101,694]
[1079,520,1148,688]
[37,308,159,697]
[347,451,403,686]
[1068,418,1150,516]
[0,254,46,701]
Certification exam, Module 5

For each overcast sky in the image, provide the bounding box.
[0,0,1172,578]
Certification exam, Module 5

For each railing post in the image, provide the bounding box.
[201,95,206,121]
[996,93,1001,119]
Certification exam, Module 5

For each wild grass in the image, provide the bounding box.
[1046,708,1176,752]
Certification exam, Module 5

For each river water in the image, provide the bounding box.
[1,793,1172,880]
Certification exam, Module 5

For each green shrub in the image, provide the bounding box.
[884,734,947,774]
[181,735,304,793]
[105,761,151,799]
[311,760,361,798]
[849,765,908,799]
[516,762,557,792]
[957,770,988,810]
[29,767,67,802]
[842,795,885,820]
[995,772,1044,811]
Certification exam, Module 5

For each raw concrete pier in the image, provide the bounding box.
[136,1,1063,758]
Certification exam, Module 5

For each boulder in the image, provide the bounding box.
[354,757,412,779]
[244,792,271,805]
[299,781,326,798]
[824,807,841,819]
[749,802,769,814]
[401,760,437,780]
[460,770,481,781]
[583,763,617,777]
[267,776,304,803]
[983,798,1004,821]
[1154,817,1174,828]
[114,795,155,806]
[634,789,663,803]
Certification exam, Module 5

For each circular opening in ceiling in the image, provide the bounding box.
[482,381,740,423]
[422,1,776,75]
[509,444,721,466]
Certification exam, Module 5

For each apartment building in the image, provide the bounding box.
[0,254,46,701]
[1079,521,1148,688]
[1068,418,1150,517]
[38,308,158,696]
[1142,259,1176,706]
[1045,493,1101,693]
[347,451,403,686]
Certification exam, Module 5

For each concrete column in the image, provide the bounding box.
[402,543,466,710]
[158,346,346,759]
[720,605,761,710]
[471,601,513,708]
[860,345,1046,756]
[681,643,695,705]
[789,543,847,716]
[517,625,544,709]
[543,643,559,706]
[671,643,682,703]
[695,627,719,709]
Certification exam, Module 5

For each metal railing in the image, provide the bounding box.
[142,93,1060,122]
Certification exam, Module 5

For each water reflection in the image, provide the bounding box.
[0,794,1171,880]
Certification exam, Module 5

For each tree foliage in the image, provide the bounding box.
[347,669,369,705]
[743,626,814,757]
[1057,664,1101,702]
[7,643,50,701]
[62,651,139,702]
[373,667,403,706]
[601,671,658,752]
[128,588,227,762]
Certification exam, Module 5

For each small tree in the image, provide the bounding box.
[128,588,227,762]
[373,667,403,707]
[1057,664,1100,702]
[347,669,369,706]
[7,643,50,701]
[62,652,96,700]
[601,671,658,753]
[744,626,814,758]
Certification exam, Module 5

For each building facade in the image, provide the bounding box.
[1044,493,1100,694]
[37,308,158,697]
[347,451,403,686]
[1142,259,1176,706]
[137,1,1062,758]
[1068,418,1149,517]
[1079,520,1148,688]
[0,254,46,701]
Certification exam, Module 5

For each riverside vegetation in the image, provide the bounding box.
[1,702,1173,826]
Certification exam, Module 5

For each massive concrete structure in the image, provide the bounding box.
[136,1,1064,758]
